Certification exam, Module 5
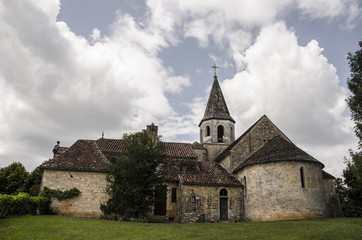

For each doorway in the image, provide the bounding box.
[154,186,167,216]
[220,189,228,221]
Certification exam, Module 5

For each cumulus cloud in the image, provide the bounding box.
[220,22,356,175]
[144,0,361,81]
[0,0,359,178]
[0,0,190,170]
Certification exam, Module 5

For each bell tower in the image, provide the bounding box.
[199,66,235,160]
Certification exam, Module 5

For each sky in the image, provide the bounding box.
[0,0,361,177]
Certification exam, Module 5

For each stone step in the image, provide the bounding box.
[148,215,171,223]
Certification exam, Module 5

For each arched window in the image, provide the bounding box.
[217,125,224,142]
[219,188,228,221]
[206,125,210,137]
[300,167,305,188]
[220,189,228,197]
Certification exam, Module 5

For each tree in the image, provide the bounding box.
[336,151,362,216]
[101,130,166,219]
[337,40,362,216]
[0,162,29,194]
[346,40,362,145]
[24,167,42,196]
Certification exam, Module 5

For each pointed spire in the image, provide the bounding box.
[199,75,235,126]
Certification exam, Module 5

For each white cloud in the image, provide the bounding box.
[146,0,360,47]
[221,22,357,176]
[0,0,359,178]
[0,0,190,171]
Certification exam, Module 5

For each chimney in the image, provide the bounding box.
[146,123,158,143]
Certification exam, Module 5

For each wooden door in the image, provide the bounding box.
[154,186,167,216]
[220,198,228,221]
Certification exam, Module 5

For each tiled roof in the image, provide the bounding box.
[40,140,110,172]
[162,159,200,182]
[233,136,324,173]
[163,142,198,160]
[96,138,125,155]
[178,162,242,187]
[162,159,241,187]
[96,138,197,160]
[42,138,239,187]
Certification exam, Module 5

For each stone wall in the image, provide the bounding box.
[166,183,179,221]
[41,169,109,217]
[323,178,342,217]
[194,148,207,162]
[236,161,328,222]
[203,144,229,162]
[178,185,242,223]
[200,119,235,144]
[220,116,289,171]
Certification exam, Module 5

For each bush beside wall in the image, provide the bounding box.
[0,193,49,217]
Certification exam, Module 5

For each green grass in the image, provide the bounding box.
[1,216,362,240]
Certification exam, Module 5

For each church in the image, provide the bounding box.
[40,71,337,222]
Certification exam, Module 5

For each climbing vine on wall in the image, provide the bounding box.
[41,187,81,200]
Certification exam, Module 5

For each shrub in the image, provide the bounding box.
[0,193,48,217]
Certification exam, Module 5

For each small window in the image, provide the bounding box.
[171,188,177,202]
[220,189,228,197]
[300,167,305,188]
[206,126,210,136]
[244,176,247,197]
[217,125,224,142]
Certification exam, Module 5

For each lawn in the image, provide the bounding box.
[1,216,362,240]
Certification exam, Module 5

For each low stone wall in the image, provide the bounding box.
[237,161,329,222]
[179,185,242,223]
[41,169,109,217]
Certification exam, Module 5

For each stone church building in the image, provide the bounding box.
[40,73,337,222]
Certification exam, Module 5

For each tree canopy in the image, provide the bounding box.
[337,40,362,217]
[347,40,362,145]
[101,130,166,220]
[0,162,29,194]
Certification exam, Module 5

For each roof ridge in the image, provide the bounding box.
[163,142,193,145]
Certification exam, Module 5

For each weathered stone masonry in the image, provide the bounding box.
[179,185,242,223]
[41,169,109,217]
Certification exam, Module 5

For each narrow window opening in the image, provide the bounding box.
[206,126,210,136]
[217,125,224,142]
[244,176,247,197]
[171,188,177,202]
[300,167,305,188]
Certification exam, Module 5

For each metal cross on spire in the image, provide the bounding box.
[211,64,219,76]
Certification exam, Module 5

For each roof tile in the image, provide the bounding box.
[233,136,323,173]
[41,140,110,172]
